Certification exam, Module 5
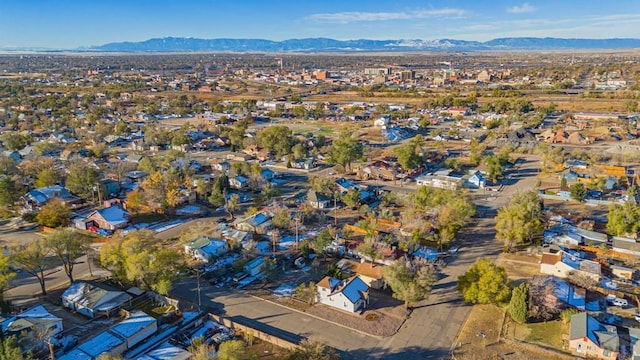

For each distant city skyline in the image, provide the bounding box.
[1,1,639,48]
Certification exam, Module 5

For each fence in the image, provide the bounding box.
[206,313,300,350]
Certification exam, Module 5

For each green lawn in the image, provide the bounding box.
[524,321,567,349]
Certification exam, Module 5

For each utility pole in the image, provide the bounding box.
[334,192,338,226]
[48,338,55,360]
[196,269,201,311]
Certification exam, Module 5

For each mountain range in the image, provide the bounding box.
[85,37,640,53]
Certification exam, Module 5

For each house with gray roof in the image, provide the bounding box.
[0,305,62,349]
[612,236,640,257]
[307,190,331,209]
[569,312,619,359]
[61,281,133,319]
[316,275,369,313]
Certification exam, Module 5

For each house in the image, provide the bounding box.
[184,236,229,262]
[3,150,22,162]
[316,275,369,313]
[415,172,463,190]
[0,305,63,345]
[21,185,80,211]
[87,204,130,231]
[212,160,231,173]
[61,281,133,319]
[307,190,331,209]
[335,177,362,193]
[234,211,273,234]
[244,257,265,277]
[373,116,390,128]
[261,168,275,182]
[466,170,486,188]
[612,236,640,257]
[229,175,249,190]
[569,312,619,359]
[336,259,384,289]
[540,249,601,281]
[610,265,635,280]
[109,311,157,349]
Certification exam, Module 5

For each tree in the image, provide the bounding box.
[0,133,31,151]
[36,198,71,228]
[11,239,50,296]
[45,228,91,284]
[284,339,340,360]
[607,202,640,236]
[327,131,363,171]
[295,281,317,305]
[560,308,580,324]
[394,143,422,171]
[383,258,437,309]
[0,177,19,208]
[272,209,292,230]
[495,191,544,251]
[569,182,587,202]
[0,335,33,360]
[484,155,504,183]
[313,228,333,257]
[34,169,60,188]
[100,230,183,294]
[225,193,240,220]
[509,282,529,324]
[341,188,360,209]
[218,339,245,360]
[458,258,511,305]
[65,163,100,201]
[0,253,15,301]
[258,125,294,157]
[125,189,146,214]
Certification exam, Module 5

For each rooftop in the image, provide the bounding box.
[77,330,125,358]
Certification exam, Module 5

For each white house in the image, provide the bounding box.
[540,250,601,282]
[316,275,369,313]
[373,116,390,128]
[229,175,249,190]
[184,236,229,263]
[307,190,331,209]
[466,170,486,188]
[61,281,133,319]
[1,305,63,346]
[415,173,462,190]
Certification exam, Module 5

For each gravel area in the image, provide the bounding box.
[306,304,405,337]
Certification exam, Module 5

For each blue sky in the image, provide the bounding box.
[1,1,639,48]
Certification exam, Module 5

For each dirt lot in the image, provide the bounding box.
[497,253,542,281]
[454,304,574,360]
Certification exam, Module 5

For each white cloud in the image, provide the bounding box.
[306,8,466,23]
[506,3,536,14]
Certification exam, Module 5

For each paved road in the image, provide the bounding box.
[6,254,110,307]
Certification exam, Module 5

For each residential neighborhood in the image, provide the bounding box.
[2,38,640,360]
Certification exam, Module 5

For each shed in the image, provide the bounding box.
[610,265,635,280]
